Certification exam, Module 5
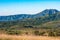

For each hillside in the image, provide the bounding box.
[0,9,60,36]
[0,9,60,29]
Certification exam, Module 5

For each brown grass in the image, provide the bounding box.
[0,34,60,40]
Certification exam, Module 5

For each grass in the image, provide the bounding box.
[0,34,60,40]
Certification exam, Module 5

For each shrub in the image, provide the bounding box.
[39,31,45,36]
[55,32,60,36]
[34,30,45,36]
[6,30,22,35]
[48,31,56,36]
[34,30,40,35]
[25,32,29,35]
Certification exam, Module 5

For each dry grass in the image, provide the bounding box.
[0,34,60,40]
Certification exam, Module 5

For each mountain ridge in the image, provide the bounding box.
[0,9,59,21]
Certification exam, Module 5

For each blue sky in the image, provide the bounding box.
[0,0,60,16]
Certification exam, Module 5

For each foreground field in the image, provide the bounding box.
[0,34,60,40]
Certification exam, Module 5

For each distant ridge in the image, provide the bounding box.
[0,9,59,21]
[34,9,59,17]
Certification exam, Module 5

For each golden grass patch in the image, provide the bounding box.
[0,34,60,40]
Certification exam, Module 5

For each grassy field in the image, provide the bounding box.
[0,34,60,40]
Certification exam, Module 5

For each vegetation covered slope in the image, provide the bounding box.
[0,12,60,29]
[0,9,60,36]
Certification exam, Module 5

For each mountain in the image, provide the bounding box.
[0,9,60,34]
[0,14,32,21]
[0,9,60,29]
[0,9,60,36]
[34,9,59,17]
[0,9,59,21]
